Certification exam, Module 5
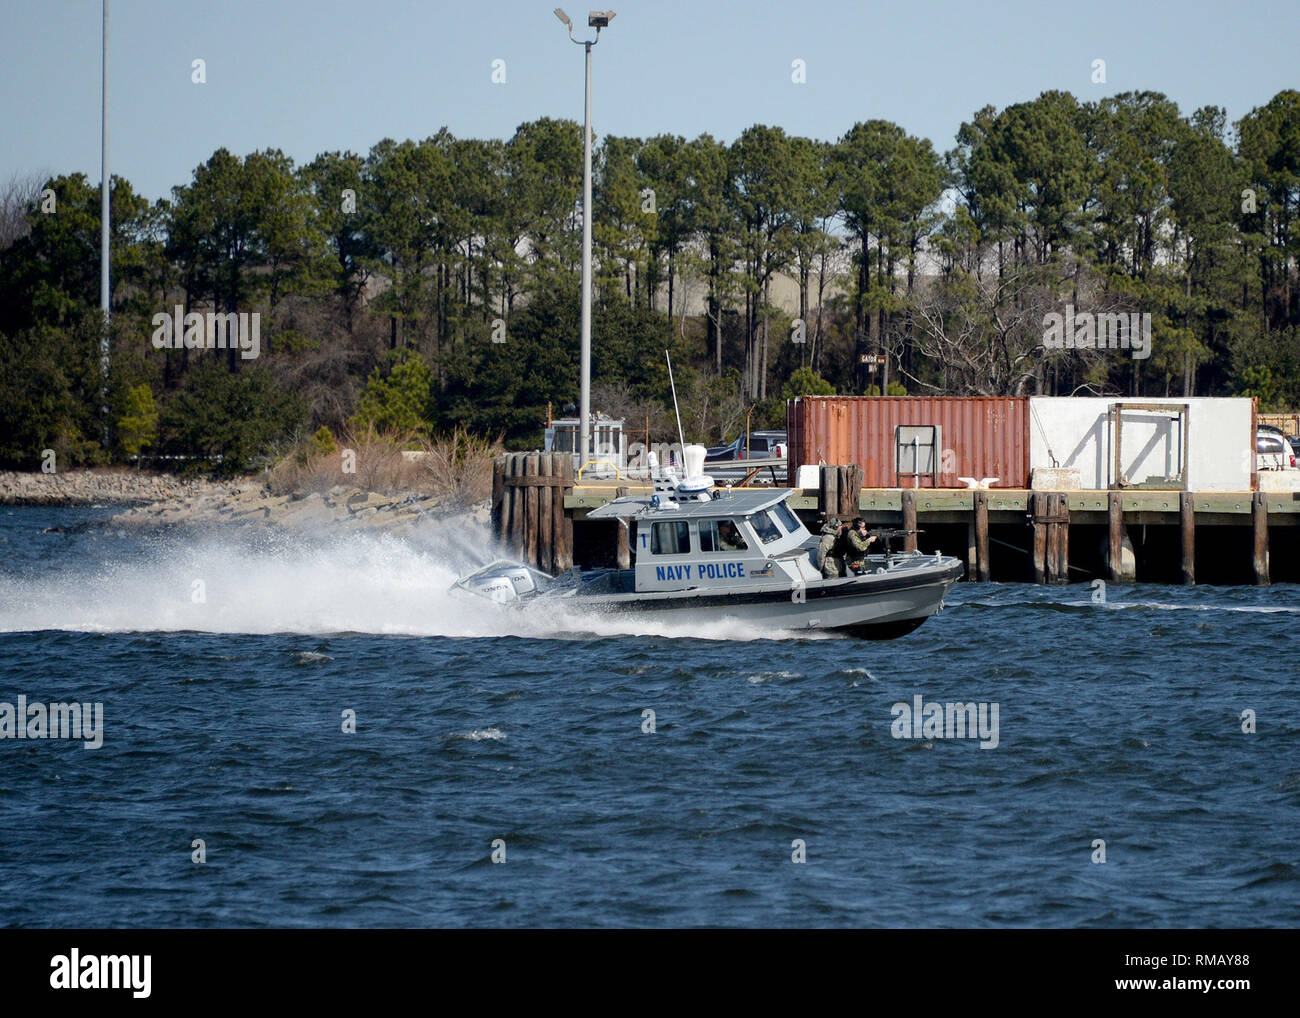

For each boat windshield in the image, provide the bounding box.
[771,501,803,535]
[747,511,783,545]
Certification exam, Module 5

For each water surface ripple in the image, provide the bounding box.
[1,507,1296,927]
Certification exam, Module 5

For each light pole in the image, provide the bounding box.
[100,0,111,445]
[554,8,614,465]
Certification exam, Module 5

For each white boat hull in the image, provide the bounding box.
[454,555,963,639]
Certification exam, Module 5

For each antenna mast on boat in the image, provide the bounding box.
[665,350,686,456]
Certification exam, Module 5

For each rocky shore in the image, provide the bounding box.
[0,469,234,507]
[1,470,489,534]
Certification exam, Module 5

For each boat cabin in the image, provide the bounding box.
[587,489,823,593]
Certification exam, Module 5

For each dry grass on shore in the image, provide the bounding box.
[267,427,503,506]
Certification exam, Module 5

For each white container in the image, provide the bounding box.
[1028,397,1253,491]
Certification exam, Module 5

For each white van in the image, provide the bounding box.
[1256,429,1296,471]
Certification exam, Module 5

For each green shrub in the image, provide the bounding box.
[117,383,159,458]
[351,353,432,436]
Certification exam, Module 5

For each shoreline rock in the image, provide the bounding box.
[2,470,491,533]
[1,469,238,507]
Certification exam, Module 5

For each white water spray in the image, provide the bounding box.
[0,520,795,641]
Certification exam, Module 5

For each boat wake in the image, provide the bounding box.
[0,525,816,641]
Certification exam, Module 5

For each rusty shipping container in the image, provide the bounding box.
[787,396,1030,488]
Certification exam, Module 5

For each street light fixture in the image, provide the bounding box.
[554,9,614,466]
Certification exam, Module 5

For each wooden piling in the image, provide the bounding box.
[974,490,990,582]
[614,483,631,569]
[521,452,538,567]
[1032,492,1048,585]
[841,464,864,517]
[901,489,917,552]
[1180,491,1195,585]
[491,456,505,535]
[1045,492,1068,583]
[537,452,553,572]
[820,465,839,520]
[551,455,567,572]
[1253,492,1269,586]
[555,455,574,572]
[966,519,978,579]
[616,519,631,569]
[496,454,509,548]
[509,453,526,557]
[1056,493,1070,584]
[506,455,522,556]
[1108,491,1124,584]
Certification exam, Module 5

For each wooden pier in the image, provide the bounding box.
[493,453,1299,585]
[491,451,575,573]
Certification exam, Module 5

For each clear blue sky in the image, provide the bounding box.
[1,0,1293,201]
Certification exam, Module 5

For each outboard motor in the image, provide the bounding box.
[504,566,536,595]
[452,560,549,603]
[464,574,519,603]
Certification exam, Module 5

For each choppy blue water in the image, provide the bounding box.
[1,505,1297,927]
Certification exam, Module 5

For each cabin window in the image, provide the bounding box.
[699,519,748,553]
[748,512,783,545]
[650,520,691,555]
[772,502,802,534]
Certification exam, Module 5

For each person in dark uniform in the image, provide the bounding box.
[819,517,848,578]
[845,517,876,574]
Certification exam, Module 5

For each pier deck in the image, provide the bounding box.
[492,452,1298,584]
[567,485,1300,524]
[563,485,1299,586]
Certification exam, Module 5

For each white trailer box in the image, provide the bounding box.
[1028,397,1253,491]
